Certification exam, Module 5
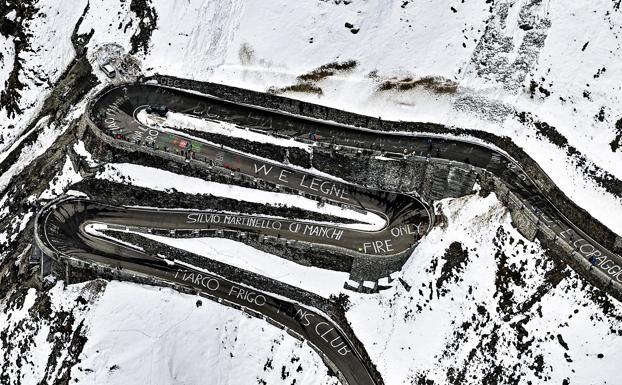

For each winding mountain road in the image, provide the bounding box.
[34,82,622,385]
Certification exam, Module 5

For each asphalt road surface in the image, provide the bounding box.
[35,83,622,385]
[94,87,433,257]
[39,198,375,385]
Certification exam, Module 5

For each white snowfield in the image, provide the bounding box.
[76,281,337,385]
[119,232,348,298]
[73,141,99,167]
[85,221,349,298]
[346,191,622,385]
[37,156,83,200]
[96,162,386,230]
[0,281,337,385]
[136,109,311,150]
[0,0,86,156]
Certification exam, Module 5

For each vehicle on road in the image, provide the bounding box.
[146,104,169,117]
[100,63,116,78]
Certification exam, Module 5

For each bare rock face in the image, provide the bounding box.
[0,280,106,384]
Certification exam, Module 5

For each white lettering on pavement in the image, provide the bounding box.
[254,163,273,175]
[174,270,352,357]
[252,162,350,201]
[362,240,394,254]
[560,230,622,283]
[228,286,266,306]
[186,213,281,230]
[274,304,351,356]
[175,271,220,291]
[187,213,345,241]
[390,223,423,238]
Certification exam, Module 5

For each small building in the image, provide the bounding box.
[100,63,116,78]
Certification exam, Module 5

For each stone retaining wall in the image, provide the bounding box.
[484,172,622,301]
[311,146,477,202]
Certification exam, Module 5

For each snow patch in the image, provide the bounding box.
[73,280,337,385]
[131,233,348,298]
[137,109,310,150]
[346,191,622,384]
[95,162,385,230]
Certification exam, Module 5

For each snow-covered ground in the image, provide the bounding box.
[73,140,98,167]
[37,156,82,200]
[3,0,622,234]
[85,222,350,299]
[2,1,622,384]
[76,281,336,385]
[103,0,622,237]
[346,190,622,384]
[119,232,348,298]
[137,109,310,150]
[0,280,337,385]
[0,0,87,155]
[96,162,385,230]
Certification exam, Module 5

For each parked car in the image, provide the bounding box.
[146,105,168,117]
[100,63,116,78]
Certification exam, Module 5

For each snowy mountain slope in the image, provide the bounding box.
[0,0,87,152]
[75,0,622,236]
[346,190,622,385]
[75,281,337,385]
[0,279,100,384]
[3,0,621,234]
[0,1,621,385]
[0,279,337,385]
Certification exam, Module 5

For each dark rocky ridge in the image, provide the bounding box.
[73,178,356,229]
[0,0,39,120]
